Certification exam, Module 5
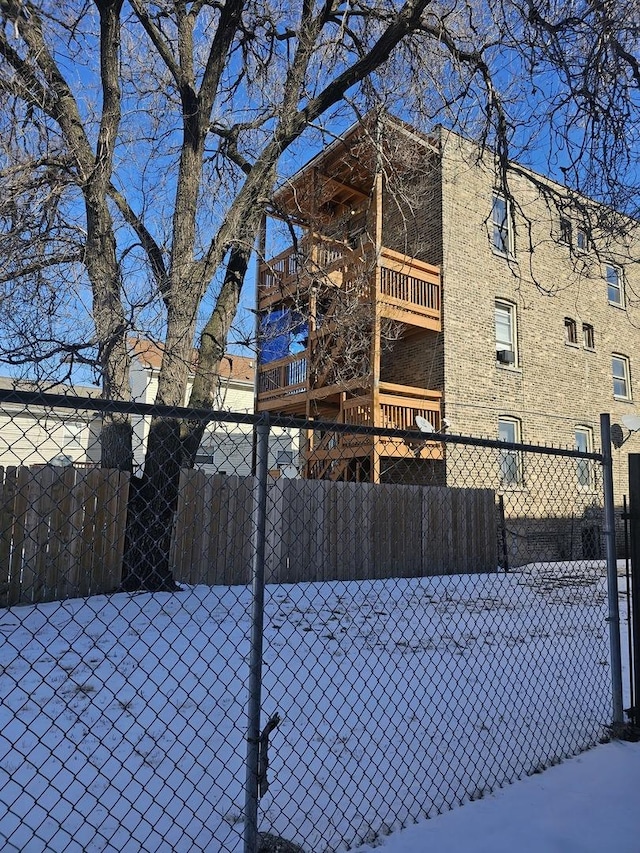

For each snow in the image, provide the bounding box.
[0,562,630,852]
[361,739,640,853]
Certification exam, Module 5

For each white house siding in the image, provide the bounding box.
[0,409,101,468]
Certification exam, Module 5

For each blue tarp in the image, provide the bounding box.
[259,310,308,364]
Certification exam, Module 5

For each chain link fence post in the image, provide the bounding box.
[627,454,640,726]
[244,412,271,853]
[600,413,624,726]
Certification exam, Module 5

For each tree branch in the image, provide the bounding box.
[108,183,169,296]
[128,0,182,85]
[0,252,83,284]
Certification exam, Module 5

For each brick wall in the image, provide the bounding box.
[382,144,442,266]
[437,130,640,506]
[380,330,444,390]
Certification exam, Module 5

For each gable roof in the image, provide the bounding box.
[0,375,102,398]
[129,338,255,384]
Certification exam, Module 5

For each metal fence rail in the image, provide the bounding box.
[0,391,623,853]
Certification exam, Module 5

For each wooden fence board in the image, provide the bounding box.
[46,467,74,600]
[34,467,56,602]
[218,475,235,586]
[88,469,107,595]
[65,469,86,597]
[8,468,31,605]
[188,470,206,585]
[224,476,242,584]
[0,467,18,606]
[208,475,228,586]
[265,479,286,583]
[107,471,130,590]
[2,466,498,604]
[200,475,216,585]
[21,469,47,603]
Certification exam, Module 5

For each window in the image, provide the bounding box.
[492,193,514,256]
[62,420,85,453]
[583,323,595,350]
[559,217,572,245]
[564,317,577,345]
[606,264,623,306]
[576,227,589,252]
[495,300,517,364]
[575,427,594,489]
[612,355,631,399]
[276,450,296,467]
[498,417,523,485]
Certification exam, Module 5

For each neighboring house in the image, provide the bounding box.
[0,342,296,475]
[0,377,102,468]
[129,338,297,476]
[255,114,640,538]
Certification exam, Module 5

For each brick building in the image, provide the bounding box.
[256,115,640,512]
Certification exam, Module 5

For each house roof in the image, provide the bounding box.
[0,375,102,398]
[129,338,255,384]
[272,112,440,216]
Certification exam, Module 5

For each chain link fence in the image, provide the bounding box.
[0,391,622,852]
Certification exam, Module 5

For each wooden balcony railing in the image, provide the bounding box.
[258,238,359,301]
[341,391,441,433]
[257,353,307,400]
[303,390,444,473]
[379,252,440,316]
[258,247,302,292]
[258,241,441,326]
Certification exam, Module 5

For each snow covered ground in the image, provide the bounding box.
[359,738,640,853]
[0,562,624,852]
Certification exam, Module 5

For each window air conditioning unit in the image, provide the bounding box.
[496,349,515,364]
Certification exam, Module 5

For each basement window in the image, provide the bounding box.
[498,417,523,485]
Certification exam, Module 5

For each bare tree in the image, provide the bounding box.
[0,0,637,588]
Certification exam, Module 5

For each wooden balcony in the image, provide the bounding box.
[257,352,307,405]
[258,238,354,309]
[258,241,441,332]
[305,389,444,478]
[377,248,440,330]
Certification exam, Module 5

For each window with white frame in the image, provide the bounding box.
[612,354,631,399]
[495,300,517,364]
[575,427,594,488]
[576,226,589,252]
[498,417,523,485]
[492,193,514,256]
[606,264,623,306]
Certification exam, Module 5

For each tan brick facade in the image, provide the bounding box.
[423,130,640,505]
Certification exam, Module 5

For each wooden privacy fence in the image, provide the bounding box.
[1,465,130,607]
[173,473,498,586]
[1,467,497,606]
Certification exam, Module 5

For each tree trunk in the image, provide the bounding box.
[120,417,183,592]
[119,248,250,591]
